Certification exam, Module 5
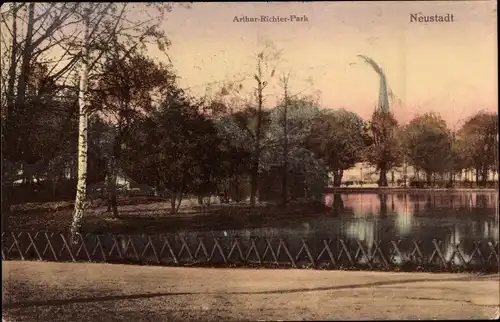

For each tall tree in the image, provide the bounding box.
[448,130,468,185]
[121,88,234,213]
[279,73,291,206]
[357,55,401,186]
[307,109,366,187]
[68,3,177,241]
[458,111,498,187]
[0,3,179,232]
[402,112,453,186]
[1,3,85,215]
[364,110,403,186]
[89,48,175,217]
[71,8,91,242]
[248,46,280,207]
[265,92,321,203]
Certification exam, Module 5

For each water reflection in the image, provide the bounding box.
[222,192,498,246]
[332,193,344,216]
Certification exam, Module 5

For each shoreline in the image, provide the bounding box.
[324,187,499,193]
[5,190,498,234]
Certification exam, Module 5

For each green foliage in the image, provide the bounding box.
[263,96,320,170]
[231,106,273,146]
[87,115,114,184]
[402,112,453,180]
[121,87,251,211]
[1,2,181,203]
[307,109,366,172]
[364,110,403,172]
[1,2,497,211]
[457,111,498,185]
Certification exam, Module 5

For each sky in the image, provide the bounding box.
[145,1,498,128]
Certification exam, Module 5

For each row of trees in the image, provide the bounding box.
[93,90,498,207]
[1,4,498,239]
[311,108,498,188]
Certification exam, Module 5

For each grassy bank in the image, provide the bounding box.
[5,197,331,233]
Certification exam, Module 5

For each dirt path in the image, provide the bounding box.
[3,261,499,321]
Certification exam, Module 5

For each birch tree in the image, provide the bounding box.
[1,3,85,216]
[1,3,178,225]
[70,8,90,242]
[64,3,180,241]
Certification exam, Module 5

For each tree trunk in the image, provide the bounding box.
[482,168,488,187]
[426,171,432,187]
[15,3,35,109]
[169,190,183,214]
[175,192,183,213]
[234,176,241,202]
[378,164,388,187]
[281,74,290,207]
[281,161,288,207]
[1,167,12,229]
[332,169,344,187]
[332,193,344,215]
[105,157,119,217]
[6,3,18,116]
[250,55,265,208]
[402,160,408,187]
[250,160,259,206]
[169,194,176,214]
[70,9,90,243]
[106,126,126,216]
[3,4,18,169]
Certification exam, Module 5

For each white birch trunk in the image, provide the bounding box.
[71,9,90,243]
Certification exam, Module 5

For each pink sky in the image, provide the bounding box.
[148,1,497,127]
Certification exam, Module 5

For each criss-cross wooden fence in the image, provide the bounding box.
[1,231,499,272]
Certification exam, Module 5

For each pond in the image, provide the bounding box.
[191,191,499,266]
[8,191,497,268]
[187,192,498,258]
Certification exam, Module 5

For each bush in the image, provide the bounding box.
[344,181,353,187]
[409,180,426,188]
